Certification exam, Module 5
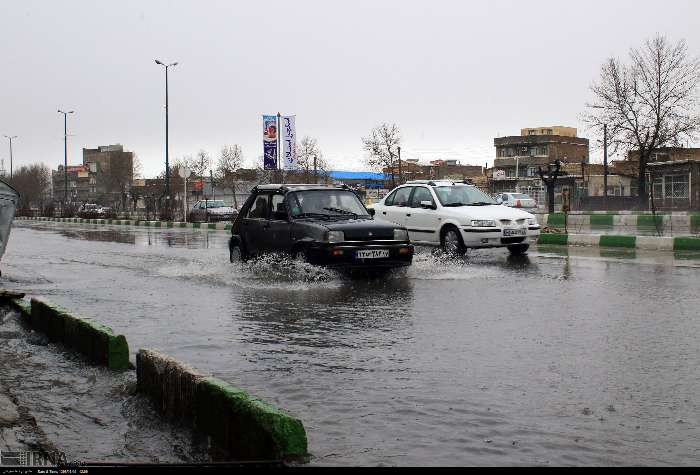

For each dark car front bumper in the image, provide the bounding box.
[307,242,414,270]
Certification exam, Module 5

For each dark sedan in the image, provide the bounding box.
[229,184,414,271]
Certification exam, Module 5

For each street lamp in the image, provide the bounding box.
[155,59,178,218]
[589,105,610,208]
[2,135,17,179]
[57,109,74,209]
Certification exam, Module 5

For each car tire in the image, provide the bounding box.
[441,225,466,255]
[229,238,247,263]
[507,244,529,255]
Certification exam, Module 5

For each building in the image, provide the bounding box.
[647,160,699,211]
[82,144,134,207]
[490,126,591,205]
[51,163,98,203]
[383,159,486,184]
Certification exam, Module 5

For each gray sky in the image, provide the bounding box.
[1,0,698,177]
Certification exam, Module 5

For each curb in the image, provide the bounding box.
[16,217,232,232]
[137,349,308,462]
[537,213,699,234]
[8,298,131,370]
[537,233,696,251]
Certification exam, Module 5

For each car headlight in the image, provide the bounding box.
[528,218,538,226]
[393,229,409,241]
[471,220,497,227]
[327,230,345,243]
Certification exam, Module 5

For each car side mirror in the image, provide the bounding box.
[420,201,436,210]
[368,208,376,216]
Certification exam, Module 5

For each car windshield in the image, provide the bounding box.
[288,190,369,219]
[205,200,226,208]
[433,186,498,207]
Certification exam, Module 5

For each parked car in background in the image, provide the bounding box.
[495,192,538,209]
[370,180,540,255]
[189,200,238,222]
[77,203,102,219]
[229,184,414,272]
[98,206,116,219]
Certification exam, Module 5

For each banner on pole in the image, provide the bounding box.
[281,115,296,170]
[263,115,278,170]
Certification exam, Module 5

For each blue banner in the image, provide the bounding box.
[263,115,277,170]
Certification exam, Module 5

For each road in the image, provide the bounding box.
[2,221,700,466]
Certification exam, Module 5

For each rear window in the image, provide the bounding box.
[511,194,530,199]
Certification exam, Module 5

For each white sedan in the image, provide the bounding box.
[370,181,540,255]
[495,192,538,209]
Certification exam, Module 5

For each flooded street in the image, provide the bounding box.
[3,221,700,466]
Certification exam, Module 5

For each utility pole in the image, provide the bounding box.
[603,123,609,209]
[397,146,403,185]
[313,154,318,184]
[57,110,74,212]
[3,135,17,179]
[155,59,178,217]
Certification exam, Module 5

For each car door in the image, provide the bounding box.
[241,192,270,255]
[260,193,293,252]
[378,186,413,228]
[405,186,441,244]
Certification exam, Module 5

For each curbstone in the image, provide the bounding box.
[136,350,309,462]
[599,235,636,248]
[590,214,614,227]
[674,236,700,251]
[547,213,566,226]
[568,234,600,247]
[195,377,308,462]
[538,233,568,245]
[27,298,130,370]
[636,235,674,251]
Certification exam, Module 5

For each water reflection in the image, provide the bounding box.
[234,275,415,350]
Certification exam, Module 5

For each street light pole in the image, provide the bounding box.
[57,110,74,210]
[3,135,17,179]
[155,59,178,217]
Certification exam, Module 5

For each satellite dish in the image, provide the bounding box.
[178,167,190,178]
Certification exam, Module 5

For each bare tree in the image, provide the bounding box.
[215,144,244,208]
[100,157,134,211]
[295,136,328,183]
[132,154,143,179]
[362,123,401,187]
[9,163,51,215]
[584,35,700,206]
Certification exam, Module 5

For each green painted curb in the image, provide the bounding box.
[192,222,201,229]
[195,376,308,461]
[28,298,130,371]
[166,222,174,228]
[599,235,636,248]
[637,215,664,229]
[208,223,216,230]
[538,233,568,245]
[691,215,700,233]
[590,214,614,227]
[224,224,232,230]
[674,237,700,251]
[547,213,566,226]
[179,222,187,228]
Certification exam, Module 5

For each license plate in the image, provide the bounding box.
[355,249,390,259]
[503,228,526,237]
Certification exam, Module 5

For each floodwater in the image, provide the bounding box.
[3,221,700,466]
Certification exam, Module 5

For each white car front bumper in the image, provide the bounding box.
[460,226,541,248]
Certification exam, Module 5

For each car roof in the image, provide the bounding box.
[402,180,476,187]
[254,184,352,193]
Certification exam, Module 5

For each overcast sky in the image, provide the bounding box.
[1,0,698,177]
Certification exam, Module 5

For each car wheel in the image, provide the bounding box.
[507,244,529,255]
[441,225,466,255]
[230,245,243,263]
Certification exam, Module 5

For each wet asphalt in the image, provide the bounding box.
[2,221,700,466]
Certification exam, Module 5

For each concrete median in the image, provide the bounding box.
[137,349,308,462]
[13,298,131,371]
[538,233,700,252]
